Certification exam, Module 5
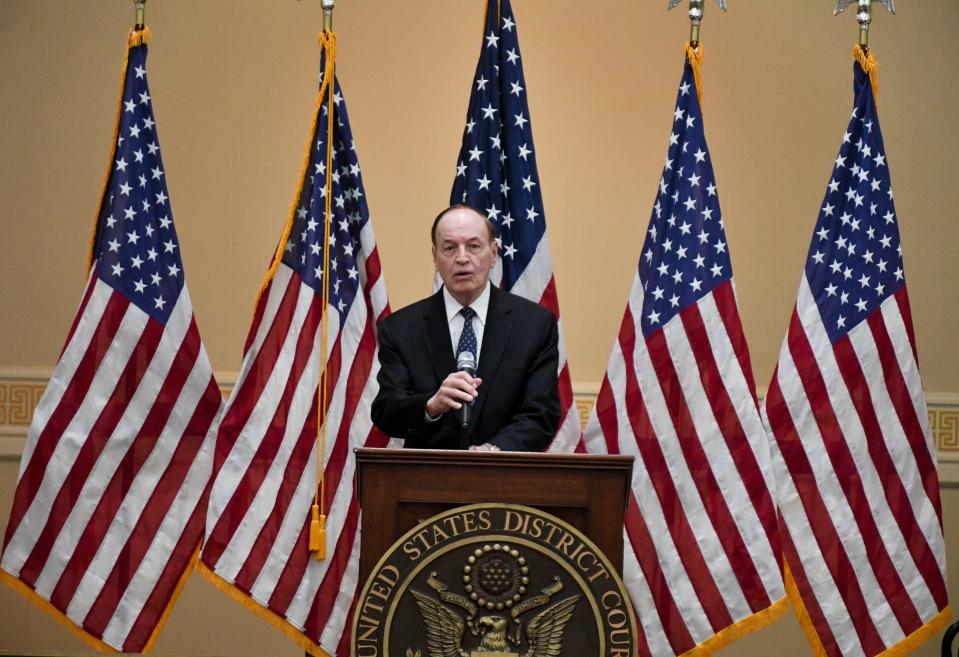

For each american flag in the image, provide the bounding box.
[449,0,580,452]
[582,51,786,656]
[0,31,224,652]
[199,35,390,657]
[762,52,950,657]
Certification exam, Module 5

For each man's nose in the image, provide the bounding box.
[455,246,469,261]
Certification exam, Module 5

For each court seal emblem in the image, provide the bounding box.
[352,503,637,657]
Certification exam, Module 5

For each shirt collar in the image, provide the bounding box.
[442,282,491,327]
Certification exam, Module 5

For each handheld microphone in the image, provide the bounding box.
[456,351,476,431]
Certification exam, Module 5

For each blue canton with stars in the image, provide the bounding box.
[450,0,545,287]
[805,62,904,343]
[280,50,371,322]
[638,59,732,337]
[92,44,183,324]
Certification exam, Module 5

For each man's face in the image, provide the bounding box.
[432,208,498,306]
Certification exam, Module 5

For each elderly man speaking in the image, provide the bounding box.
[371,205,559,451]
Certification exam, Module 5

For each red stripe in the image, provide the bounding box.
[620,318,733,632]
[765,343,885,656]
[122,508,206,652]
[646,327,766,617]
[893,288,919,366]
[830,335,927,633]
[863,313,947,608]
[230,395,320,593]
[334,595,358,657]
[50,322,203,609]
[243,276,274,357]
[304,495,361,641]
[778,514,842,657]
[680,297,781,597]
[210,275,302,480]
[82,377,221,637]
[60,274,98,360]
[623,493,696,655]
[4,292,130,549]
[18,318,165,588]
[594,374,620,455]
[361,247,382,297]
[868,296,944,524]
[787,314,919,634]
[711,282,759,405]
[537,276,560,321]
[203,292,322,568]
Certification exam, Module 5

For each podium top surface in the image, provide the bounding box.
[354,447,634,471]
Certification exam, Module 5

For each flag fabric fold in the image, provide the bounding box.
[449,0,581,453]
[199,32,390,657]
[762,47,950,657]
[583,47,787,657]
[0,28,224,653]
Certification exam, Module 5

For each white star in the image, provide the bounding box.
[485,30,499,48]
[651,286,665,301]
[673,107,685,122]
[713,239,727,254]
[873,152,886,167]
[858,273,871,288]
[151,272,162,286]
[502,16,515,30]
[679,81,691,96]
[143,116,155,130]
[139,91,151,105]
[688,173,701,187]
[111,262,124,277]
[116,157,127,172]
[130,254,143,269]
[503,243,518,259]
[835,155,846,168]
[828,179,840,193]
[710,263,723,277]
[124,99,136,113]
[134,65,146,79]
[164,239,177,253]
[481,103,497,120]
[151,166,164,180]
[159,215,172,229]
[822,203,835,217]
[706,183,716,197]
[155,190,168,205]
[812,251,825,264]
[107,238,121,253]
[469,146,483,162]
[119,182,132,196]
[348,267,358,280]
[514,113,528,129]
[522,175,536,191]
[685,115,695,129]
[683,196,697,212]
[855,298,868,312]
[526,207,539,222]
[647,310,661,324]
[693,148,706,163]
[127,230,140,245]
[129,124,141,139]
[517,143,531,160]
[133,149,144,163]
[505,48,519,64]
[476,75,488,90]
[168,263,181,277]
[669,294,680,308]
[477,175,492,191]
[510,81,524,97]
[825,283,838,297]
[147,141,159,155]
[154,296,166,310]
[456,162,467,177]
[837,315,846,329]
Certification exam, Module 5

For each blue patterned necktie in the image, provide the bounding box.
[456,306,477,361]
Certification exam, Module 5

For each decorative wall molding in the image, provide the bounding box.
[0,369,956,484]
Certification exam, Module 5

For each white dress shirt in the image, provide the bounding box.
[442,281,491,363]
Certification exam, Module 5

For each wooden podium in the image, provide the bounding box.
[354,448,633,586]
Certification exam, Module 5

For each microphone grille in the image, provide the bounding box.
[457,351,476,369]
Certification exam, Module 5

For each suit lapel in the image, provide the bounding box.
[422,290,456,383]
[472,286,513,426]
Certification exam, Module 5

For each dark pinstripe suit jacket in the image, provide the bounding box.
[371,286,560,451]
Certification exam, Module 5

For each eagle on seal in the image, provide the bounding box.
[410,590,581,657]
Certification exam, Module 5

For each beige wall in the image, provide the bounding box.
[1,0,957,655]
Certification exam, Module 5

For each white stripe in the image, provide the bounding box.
[632,317,747,626]
[18,275,109,474]
[32,294,195,598]
[846,307,945,605]
[773,300,903,645]
[660,316,767,617]
[509,235,553,304]
[603,336,712,642]
[206,278,314,534]
[582,403,609,455]
[318,522,362,654]
[879,299,939,468]
[65,344,217,621]
[697,291,779,504]
[247,299,368,602]
[3,302,149,575]
[546,406,581,453]
[213,308,331,579]
[229,266,295,399]
[100,413,216,648]
[621,535,674,657]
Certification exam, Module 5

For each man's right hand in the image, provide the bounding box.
[425,372,483,418]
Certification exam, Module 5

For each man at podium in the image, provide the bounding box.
[371,205,560,451]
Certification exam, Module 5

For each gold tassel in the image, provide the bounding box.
[128,25,151,47]
[309,504,327,560]
[852,44,880,110]
[685,42,705,110]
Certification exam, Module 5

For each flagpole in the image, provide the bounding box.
[667,0,727,49]
[322,0,334,33]
[133,0,146,32]
[834,0,896,51]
